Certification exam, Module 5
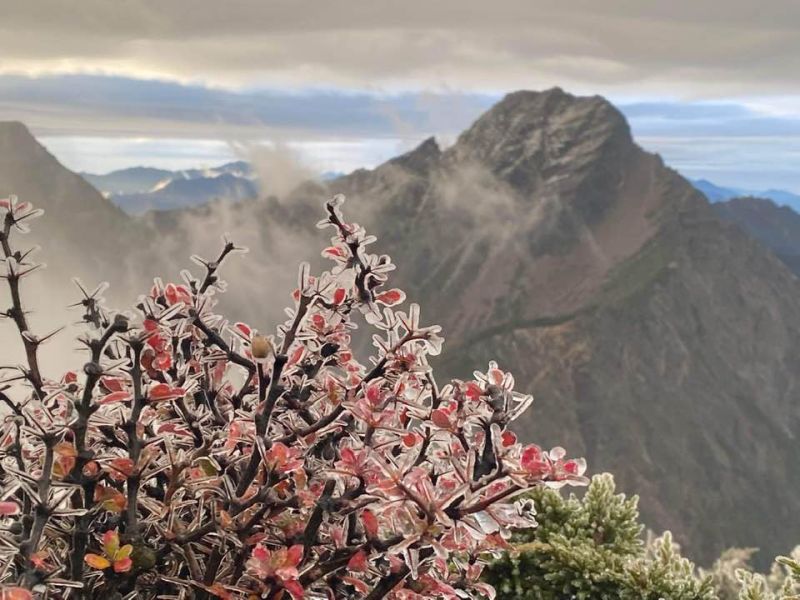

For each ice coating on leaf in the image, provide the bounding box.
[0,194,586,598]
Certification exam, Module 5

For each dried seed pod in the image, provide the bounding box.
[251,334,272,359]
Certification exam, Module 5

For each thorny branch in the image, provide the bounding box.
[0,194,587,600]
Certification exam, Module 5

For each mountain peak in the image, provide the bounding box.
[454,88,629,152]
[495,86,580,108]
[0,120,33,133]
[0,121,39,147]
[387,136,441,174]
[445,88,634,206]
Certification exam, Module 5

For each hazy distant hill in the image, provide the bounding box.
[82,161,258,214]
[112,172,258,213]
[4,90,800,565]
[82,162,345,214]
[714,196,800,275]
[693,177,800,212]
[81,166,176,195]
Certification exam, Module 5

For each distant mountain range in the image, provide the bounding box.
[81,161,258,213]
[82,162,345,214]
[692,178,800,211]
[713,197,800,276]
[4,88,800,567]
[684,178,800,276]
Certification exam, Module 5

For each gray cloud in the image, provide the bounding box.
[0,74,496,139]
[1,1,799,95]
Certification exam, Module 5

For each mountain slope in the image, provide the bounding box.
[0,122,157,291]
[714,196,800,275]
[283,89,800,564]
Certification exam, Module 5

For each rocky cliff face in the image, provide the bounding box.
[2,90,800,564]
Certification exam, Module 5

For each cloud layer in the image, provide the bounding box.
[2,1,800,190]
[2,0,799,95]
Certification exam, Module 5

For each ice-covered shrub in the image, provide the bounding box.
[0,194,586,599]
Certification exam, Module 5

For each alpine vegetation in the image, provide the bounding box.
[0,194,587,599]
[484,474,800,600]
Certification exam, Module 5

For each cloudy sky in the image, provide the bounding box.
[1,0,799,191]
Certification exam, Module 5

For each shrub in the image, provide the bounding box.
[484,473,800,600]
[484,473,716,599]
[0,194,587,599]
[705,548,800,600]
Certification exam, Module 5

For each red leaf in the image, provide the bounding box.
[501,431,517,447]
[0,501,19,516]
[149,383,184,402]
[113,557,132,573]
[431,408,452,429]
[520,445,548,477]
[107,457,136,479]
[164,283,191,306]
[99,391,131,405]
[0,587,33,600]
[361,510,379,538]
[282,580,305,600]
[288,345,305,366]
[234,322,252,338]
[465,381,483,401]
[339,447,356,465]
[101,377,125,392]
[375,289,405,306]
[322,246,346,259]
[366,384,381,405]
[346,549,369,572]
[153,352,172,371]
[332,288,346,305]
[402,432,419,448]
[286,544,304,567]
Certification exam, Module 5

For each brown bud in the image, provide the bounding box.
[251,335,272,359]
